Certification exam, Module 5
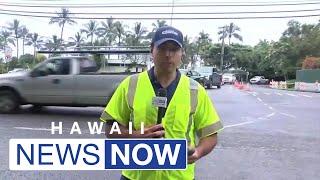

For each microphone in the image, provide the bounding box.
[157,88,167,124]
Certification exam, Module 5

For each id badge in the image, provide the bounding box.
[152,96,167,108]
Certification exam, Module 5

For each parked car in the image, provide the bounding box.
[250,76,269,84]
[0,56,130,113]
[222,73,236,84]
[194,66,222,89]
[179,69,206,87]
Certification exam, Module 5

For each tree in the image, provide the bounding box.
[49,8,77,43]
[19,54,34,69]
[226,23,243,45]
[283,20,301,38]
[114,21,126,46]
[147,20,168,40]
[123,22,148,71]
[114,21,127,59]
[68,32,85,50]
[20,27,29,55]
[97,17,116,46]
[217,23,243,70]
[26,33,43,64]
[7,57,20,71]
[218,25,228,70]
[44,35,63,52]
[0,30,14,54]
[182,35,196,66]
[81,20,99,46]
[132,22,147,46]
[195,31,212,66]
[151,20,167,31]
[7,19,24,59]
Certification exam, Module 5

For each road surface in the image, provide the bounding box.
[0,85,319,179]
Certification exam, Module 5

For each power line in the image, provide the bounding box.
[0,1,320,8]
[0,11,319,19]
[0,8,319,15]
[1,0,320,6]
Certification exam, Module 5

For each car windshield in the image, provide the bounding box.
[195,67,213,73]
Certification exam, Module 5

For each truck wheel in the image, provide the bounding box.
[31,105,43,112]
[0,90,20,114]
[217,85,221,89]
[206,83,212,89]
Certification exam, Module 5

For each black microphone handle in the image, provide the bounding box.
[157,88,167,124]
[157,107,165,124]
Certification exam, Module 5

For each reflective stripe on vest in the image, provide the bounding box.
[186,78,198,143]
[127,74,139,125]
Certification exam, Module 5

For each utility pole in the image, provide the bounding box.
[170,0,175,25]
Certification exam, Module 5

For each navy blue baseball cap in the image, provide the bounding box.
[151,26,183,48]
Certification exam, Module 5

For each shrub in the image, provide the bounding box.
[302,56,320,69]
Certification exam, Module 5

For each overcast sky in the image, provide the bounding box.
[0,0,319,56]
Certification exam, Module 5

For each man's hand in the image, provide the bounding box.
[138,124,165,138]
[105,121,165,138]
[188,148,201,164]
[187,133,218,164]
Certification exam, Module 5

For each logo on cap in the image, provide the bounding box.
[161,30,179,36]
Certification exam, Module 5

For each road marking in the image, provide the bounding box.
[287,93,297,97]
[301,94,312,98]
[264,103,268,106]
[268,106,274,110]
[280,113,297,119]
[252,94,256,97]
[264,93,271,95]
[257,98,263,102]
[276,93,283,96]
[267,112,276,118]
[225,112,275,128]
[224,121,256,128]
[14,127,51,131]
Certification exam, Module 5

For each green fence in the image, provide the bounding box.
[296,69,320,83]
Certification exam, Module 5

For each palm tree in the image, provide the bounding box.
[218,26,227,70]
[97,17,116,46]
[20,27,29,55]
[81,20,99,47]
[114,21,127,59]
[26,33,43,63]
[151,20,168,31]
[217,23,242,70]
[219,23,243,45]
[68,32,85,50]
[7,19,24,58]
[49,8,77,43]
[0,30,15,54]
[182,35,196,66]
[97,17,116,67]
[147,20,168,40]
[45,35,62,51]
[114,21,126,47]
[132,22,147,45]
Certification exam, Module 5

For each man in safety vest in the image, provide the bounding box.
[100,26,223,180]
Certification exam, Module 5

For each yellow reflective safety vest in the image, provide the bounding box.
[101,71,223,180]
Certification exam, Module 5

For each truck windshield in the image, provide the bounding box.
[195,67,213,73]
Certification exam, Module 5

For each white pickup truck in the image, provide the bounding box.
[0,56,130,113]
